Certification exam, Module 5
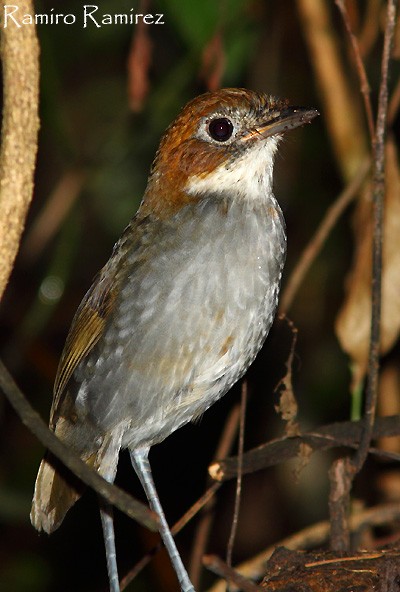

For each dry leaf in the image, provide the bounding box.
[274,317,299,437]
[335,137,400,383]
[378,363,400,453]
[293,442,313,481]
[127,6,152,112]
[200,31,225,92]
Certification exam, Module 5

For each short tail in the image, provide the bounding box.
[30,452,84,534]
[30,426,123,534]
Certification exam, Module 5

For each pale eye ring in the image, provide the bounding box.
[208,118,234,142]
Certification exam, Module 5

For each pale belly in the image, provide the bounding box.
[73,198,286,449]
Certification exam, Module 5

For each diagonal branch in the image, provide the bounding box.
[0,359,159,531]
[280,158,370,313]
[209,415,400,483]
[335,0,375,141]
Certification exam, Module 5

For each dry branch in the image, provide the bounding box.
[209,415,400,482]
[280,158,370,313]
[0,0,40,300]
[203,555,263,592]
[0,359,159,531]
[226,381,247,573]
[189,401,241,588]
[296,0,368,181]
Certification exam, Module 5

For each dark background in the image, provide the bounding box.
[1,1,399,590]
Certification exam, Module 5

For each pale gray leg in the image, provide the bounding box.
[130,447,195,592]
[99,502,120,592]
[95,430,126,591]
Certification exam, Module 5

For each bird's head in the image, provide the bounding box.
[141,88,318,218]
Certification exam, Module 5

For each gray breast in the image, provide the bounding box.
[74,197,286,449]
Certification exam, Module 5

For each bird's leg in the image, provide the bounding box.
[99,500,120,592]
[130,447,195,592]
[96,433,125,592]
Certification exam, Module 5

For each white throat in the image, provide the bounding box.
[185,137,279,202]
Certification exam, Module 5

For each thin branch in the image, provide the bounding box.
[352,0,398,473]
[209,415,400,483]
[279,44,400,318]
[120,482,222,590]
[127,0,152,112]
[226,381,247,576]
[21,169,86,262]
[328,457,352,551]
[0,359,158,531]
[189,402,242,588]
[335,0,376,141]
[121,399,244,589]
[0,0,40,300]
[358,0,383,58]
[172,483,222,536]
[280,157,370,313]
[296,0,368,181]
[387,74,400,123]
[203,555,264,592]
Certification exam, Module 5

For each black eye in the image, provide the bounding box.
[208,118,234,142]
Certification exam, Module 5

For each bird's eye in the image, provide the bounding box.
[208,118,234,142]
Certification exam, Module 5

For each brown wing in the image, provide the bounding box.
[51,269,119,427]
[50,216,146,427]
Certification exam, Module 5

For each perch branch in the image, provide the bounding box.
[0,359,158,531]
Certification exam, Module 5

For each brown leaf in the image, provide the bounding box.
[293,442,313,482]
[378,363,400,453]
[127,6,152,112]
[275,317,299,437]
[200,32,225,92]
[335,137,400,381]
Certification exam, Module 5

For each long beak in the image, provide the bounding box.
[244,106,319,141]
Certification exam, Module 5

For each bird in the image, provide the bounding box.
[30,88,318,592]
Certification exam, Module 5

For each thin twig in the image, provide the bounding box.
[21,169,86,262]
[387,74,400,124]
[226,381,247,579]
[120,482,222,590]
[121,393,247,589]
[209,415,400,482]
[189,402,242,588]
[335,0,376,141]
[352,0,398,474]
[127,0,151,112]
[279,37,400,318]
[172,482,222,536]
[279,158,371,313]
[328,457,352,551]
[296,0,368,181]
[203,555,263,592]
[0,359,158,531]
[358,0,383,58]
